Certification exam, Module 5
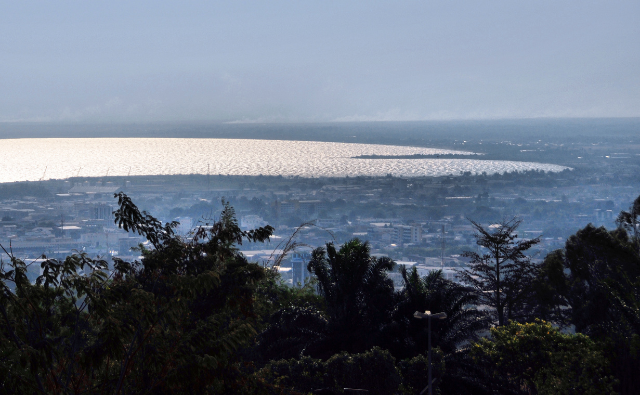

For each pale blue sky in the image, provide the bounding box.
[1,1,638,122]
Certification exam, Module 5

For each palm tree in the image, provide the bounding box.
[392,267,488,357]
[387,268,491,394]
[256,304,328,361]
[397,267,488,353]
[306,238,396,357]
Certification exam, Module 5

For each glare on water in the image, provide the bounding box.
[0,138,568,182]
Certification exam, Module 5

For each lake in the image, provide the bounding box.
[0,138,568,182]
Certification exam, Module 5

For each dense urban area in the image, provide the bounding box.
[3,0,638,392]
[2,121,640,394]
[3,132,638,288]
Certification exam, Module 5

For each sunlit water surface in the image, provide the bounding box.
[0,138,568,182]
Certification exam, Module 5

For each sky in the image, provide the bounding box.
[1,1,639,123]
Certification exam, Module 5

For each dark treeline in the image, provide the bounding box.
[1,193,639,394]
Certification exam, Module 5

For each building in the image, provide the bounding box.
[594,209,615,224]
[93,204,113,220]
[315,218,341,227]
[240,215,266,230]
[275,200,326,218]
[174,217,193,235]
[393,225,423,245]
[118,236,143,255]
[291,250,312,286]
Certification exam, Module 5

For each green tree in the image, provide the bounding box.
[386,268,488,358]
[383,268,491,394]
[471,320,617,395]
[254,272,327,363]
[259,347,402,395]
[306,239,396,358]
[459,218,541,326]
[616,195,640,253]
[256,304,328,362]
[398,352,445,395]
[536,217,640,394]
[538,224,640,337]
[0,193,276,394]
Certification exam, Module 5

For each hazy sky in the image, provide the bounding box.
[1,1,639,123]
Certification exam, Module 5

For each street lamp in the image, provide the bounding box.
[414,311,447,395]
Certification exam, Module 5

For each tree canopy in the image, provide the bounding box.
[459,218,540,326]
[0,193,276,394]
[2,192,640,394]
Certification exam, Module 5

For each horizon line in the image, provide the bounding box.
[1,116,640,125]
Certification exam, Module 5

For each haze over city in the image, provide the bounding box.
[2,0,639,123]
[2,2,640,394]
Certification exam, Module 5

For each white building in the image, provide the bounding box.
[174,217,193,235]
[240,215,266,230]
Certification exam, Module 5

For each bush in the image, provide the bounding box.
[261,356,326,393]
[0,193,275,394]
[259,347,402,394]
[471,320,617,395]
[399,351,444,395]
[325,347,401,395]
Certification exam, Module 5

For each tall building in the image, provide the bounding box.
[410,225,422,243]
[93,204,113,220]
[394,225,423,244]
[291,250,312,286]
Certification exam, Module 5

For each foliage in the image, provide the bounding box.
[602,275,640,393]
[530,249,570,325]
[616,195,640,253]
[261,240,490,394]
[256,265,324,317]
[459,217,541,326]
[253,226,327,363]
[259,347,402,395]
[306,239,396,358]
[256,303,328,362]
[398,351,444,395]
[471,320,617,395]
[0,193,276,394]
[5,189,640,394]
[535,197,640,394]
[378,268,488,362]
[325,347,402,395]
[259,356,326,393]
[538,224,640,337]
[438,348,517,395]
[0,252,112,393]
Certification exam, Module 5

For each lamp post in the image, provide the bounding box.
[414,310,447,395]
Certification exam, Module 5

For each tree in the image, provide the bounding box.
[538,224,640,337]
[381,268,490,395]
[529,249,570,325]
[471,320,617,395]
[535,218,640,394]
[259,347,402,395]
[0,193,277,394]
[254,272,328,362]
[387,268,488,358]
[306,239,396,358]
[256,304,328,362]
[616,194,640,253]
[459,218,540,326]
